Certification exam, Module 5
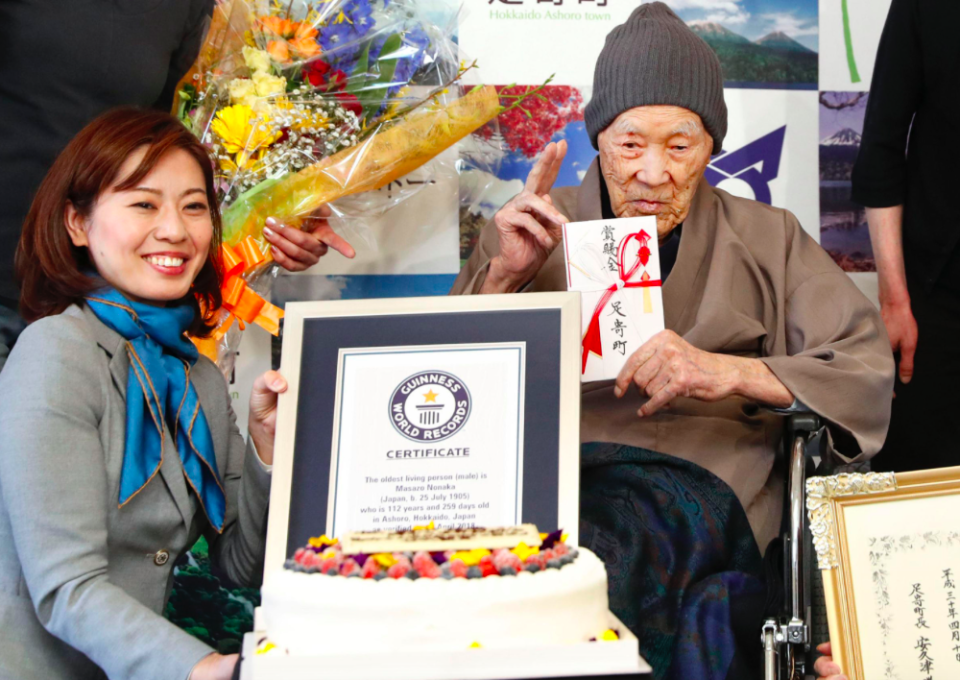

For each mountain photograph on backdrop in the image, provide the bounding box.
[819,91,874,272]
[665,0,818,88]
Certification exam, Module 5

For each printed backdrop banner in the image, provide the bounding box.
[230,0,893,420]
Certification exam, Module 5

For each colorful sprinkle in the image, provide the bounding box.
[288,528,577,580]
[372,553,397,569]
[449,559,468,579]
[449,548,492,566]
[510,542,540,562]
[361,558,381,579]
[478,554,498,578]
[387,562,410,579]
[540,529,564,550]
[255,641,278,655]
[308,535,337,550]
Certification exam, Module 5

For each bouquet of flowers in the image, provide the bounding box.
[173,0,504,372]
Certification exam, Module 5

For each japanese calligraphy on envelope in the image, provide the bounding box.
[562,215,665,382]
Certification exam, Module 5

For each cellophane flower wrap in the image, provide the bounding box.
[173,0,501,374]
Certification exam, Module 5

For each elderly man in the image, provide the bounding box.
[452,4,893,679]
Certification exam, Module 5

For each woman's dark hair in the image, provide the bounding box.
[16,107,222,336]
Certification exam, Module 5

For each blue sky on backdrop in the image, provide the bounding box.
[661,0,819,52]
[497,122,597,188]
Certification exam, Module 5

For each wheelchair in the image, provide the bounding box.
[762,413,832,680]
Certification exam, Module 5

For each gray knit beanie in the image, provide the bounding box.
[584,2,727,152]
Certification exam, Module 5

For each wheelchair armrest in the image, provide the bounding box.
[785,412,821,458]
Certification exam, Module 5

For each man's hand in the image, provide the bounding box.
[482,140,569,294]
[613,330,794,416]
[263,205,356,272]
[880,299,918,384]
[189,653,238,680]
[866,205,916,384]
[813,642,847,680]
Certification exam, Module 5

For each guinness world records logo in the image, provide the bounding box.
[389,371,472,442]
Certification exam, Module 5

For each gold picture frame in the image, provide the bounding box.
[808,466,960,680]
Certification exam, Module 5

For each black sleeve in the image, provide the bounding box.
[850,0,922,208]
[152,0,215,112]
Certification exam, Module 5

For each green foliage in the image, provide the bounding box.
[164,539,260,653]
[347,33,403,122]
[704,42,818,85]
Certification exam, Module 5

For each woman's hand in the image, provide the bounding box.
[814,642,847,680]
[189,653,238,680]
[248,370,288,466]
[263,205,356,272]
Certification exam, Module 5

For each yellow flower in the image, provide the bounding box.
[413,520,435,531]
[242,46,272,75]
[211,104,281,169]
[469,642,482,649]
[599,629,620,642]
[450,548,490,566]
[510,542,539,562]
[252,71,287,98]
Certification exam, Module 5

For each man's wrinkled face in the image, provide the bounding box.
[597,106,713,240]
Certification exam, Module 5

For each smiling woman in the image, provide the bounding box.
[17,107,223,336]
[0,108,290,680]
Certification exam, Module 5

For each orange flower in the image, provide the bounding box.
[259,16,297,39]
[266,40,290,62]
[257,15,319,62]
[289,36,320,59]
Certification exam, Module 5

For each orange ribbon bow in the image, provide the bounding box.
[193,236,284,362]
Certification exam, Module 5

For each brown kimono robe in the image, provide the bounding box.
[452,159,895,550]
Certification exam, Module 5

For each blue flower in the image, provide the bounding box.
[318,0,377,68]
[368,25,431,96]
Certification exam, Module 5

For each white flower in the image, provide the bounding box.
[243,46,272,75]
[227,78,257,107]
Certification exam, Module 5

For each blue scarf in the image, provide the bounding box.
[86,288,225,532]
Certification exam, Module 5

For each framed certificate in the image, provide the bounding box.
[265,292,582,580]
[807,466,960,680]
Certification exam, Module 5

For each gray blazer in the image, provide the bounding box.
[0,304,271,680]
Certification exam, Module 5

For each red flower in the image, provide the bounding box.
[327,69,348,92]
[303,59,332,88]
[334,91,362,117]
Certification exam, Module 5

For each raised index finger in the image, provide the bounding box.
[535,139,567,197]
[524,142,559,195]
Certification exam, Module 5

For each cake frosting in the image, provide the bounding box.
[259,525,611,655]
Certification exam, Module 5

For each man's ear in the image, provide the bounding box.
[64,202,89,247]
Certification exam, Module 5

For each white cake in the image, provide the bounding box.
[259,526,612,655]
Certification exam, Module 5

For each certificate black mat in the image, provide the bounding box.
[285,309,563,555]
